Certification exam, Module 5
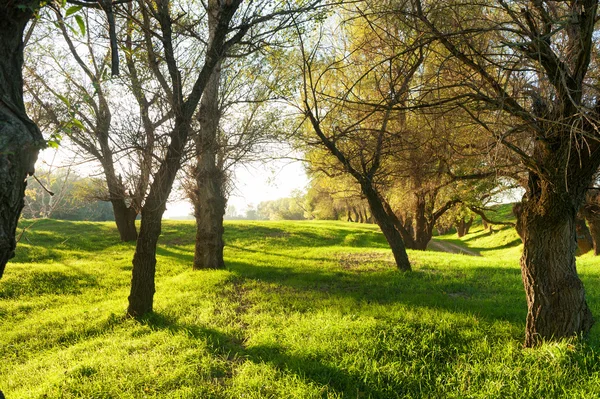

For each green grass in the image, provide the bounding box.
[2,219,600,398]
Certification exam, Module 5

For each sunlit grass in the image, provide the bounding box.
[2,219,600,398]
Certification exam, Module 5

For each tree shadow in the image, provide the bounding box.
[223,224,389,249]
[139,311,472,397]
[0,267,99,299]
[12,219,133,264]
[224,258,527,325]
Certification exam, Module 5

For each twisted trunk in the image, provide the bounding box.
[517,168,595,346]
[0,9,44,277]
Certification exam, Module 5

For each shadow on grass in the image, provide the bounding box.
[12,219,134,264]
[139,312,442,398]
[438,234,522,253]
[224,224,389,249]
[226,244,337,263]
[0,267,99,299]
[224,258,527,325]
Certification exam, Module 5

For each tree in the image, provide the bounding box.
[188,39,283,270]
[294,3,501,268]
[126,0,323,316]
[1,0,124,277]
[0,3,46,277]
[125,0,245,317]
[24,7,158,241]
[412,0,600,345]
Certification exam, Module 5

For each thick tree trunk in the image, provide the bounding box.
[191,8,226,270]
[193,188,226,269]
[0,10,44,277]
[518,192,594,347]
[361,183,411,271]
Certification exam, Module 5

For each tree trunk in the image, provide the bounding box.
[412,195,431,250]
[456,217,473,238]
[587,215,600,256]
[193,188,226,269]
[575,215,593,255]
[191,7,226,270]
[352,207,359,223]
[128,204,161,317]
[0,9,44,277]
[518,191,594,347]
[127,122,189,317]
[361,183,411,271]
[582,192,600,256]
[112,200,138,242]
[192,113,227,270]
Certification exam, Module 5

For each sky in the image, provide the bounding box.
[37,146,309,219]
[163,159,309,219]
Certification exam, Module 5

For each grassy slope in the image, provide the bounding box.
[2,219,600,398]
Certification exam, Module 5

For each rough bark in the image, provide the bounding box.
[518,190,594,346]
[192,50,226,269]
[0,7,44,277]
[128,199,163,316]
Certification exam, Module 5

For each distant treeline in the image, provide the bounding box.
[23,168,114,221]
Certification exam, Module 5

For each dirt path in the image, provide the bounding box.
[427,239,481,256]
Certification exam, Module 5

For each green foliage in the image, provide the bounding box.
[257,196,306,220]
[23,169,114,221]
[2,220,600,397]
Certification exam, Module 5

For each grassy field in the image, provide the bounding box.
[2,218,600,398]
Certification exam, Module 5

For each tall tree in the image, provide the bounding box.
[25,7,157,241]
[126,0,322,316]
[412,0,600,346]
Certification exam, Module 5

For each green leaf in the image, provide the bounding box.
[72,119,85,130]
[65,5,82,17]
[75,15,86,36]
[56,94,70,108]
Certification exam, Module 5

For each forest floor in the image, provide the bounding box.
[2,218,600,398]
